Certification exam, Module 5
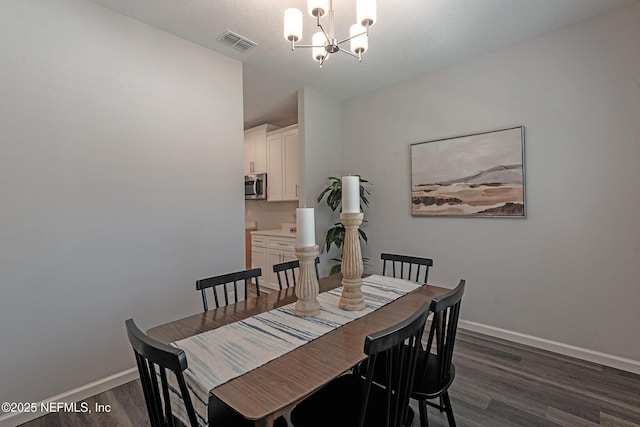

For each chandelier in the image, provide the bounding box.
[283,0,377,68]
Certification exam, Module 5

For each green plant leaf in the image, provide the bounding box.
[317,187,331,203]
[322,223,345,253]
[327,190,341,212]
[329,264,342,275]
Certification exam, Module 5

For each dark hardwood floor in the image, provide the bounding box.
[428,330,640,427]
[18,379,149,427]
[20,329,640,426]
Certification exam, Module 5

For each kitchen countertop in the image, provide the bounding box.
[251,229,297,238]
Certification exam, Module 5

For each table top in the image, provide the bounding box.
[147,275,450,427]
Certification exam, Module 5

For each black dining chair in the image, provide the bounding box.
[290,303,431,427]
[125,318,198,427]
[357,279,466,427]
[126,319,289,427]
[412,279,465,427]
[196,268,262,312]
[272,257,320,289]
[381,252,433,284]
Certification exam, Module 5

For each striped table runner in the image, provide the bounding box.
[170,274,421,426]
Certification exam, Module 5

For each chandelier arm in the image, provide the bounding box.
[337,47,361,59]
[291,44,327,48]
[337,22,369,45]
[319,52,329,67]
[336,31,367,45]
[316,22,331,42]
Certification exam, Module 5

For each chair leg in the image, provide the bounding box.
[418,398,429,427]
[442,392,456,427]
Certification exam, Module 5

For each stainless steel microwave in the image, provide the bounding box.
[245,173,266,200]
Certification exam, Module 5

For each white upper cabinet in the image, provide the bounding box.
[267,125,299,202]
[244,124,279,175]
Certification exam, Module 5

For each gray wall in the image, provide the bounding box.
[342,3,640,362]
[298,88,343,277]
[0,0,244,405]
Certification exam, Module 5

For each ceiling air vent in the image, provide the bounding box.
[217,30,257,53]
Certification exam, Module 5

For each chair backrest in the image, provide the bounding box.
[422,279,466,390]
[125,318,197,427]
[272,257,320,289]
[381,253,433,284]
[359,303,430,427]
[196,268,262,312]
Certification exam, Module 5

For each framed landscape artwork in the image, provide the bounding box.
[410,126,526,217]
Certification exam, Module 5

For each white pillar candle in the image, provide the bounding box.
[296,208,315,247]
[342,176,360,213]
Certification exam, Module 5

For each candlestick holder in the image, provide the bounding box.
[339,212,365,311]
[294,245,321,317]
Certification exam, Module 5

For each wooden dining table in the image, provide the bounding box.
[147,275,451,427]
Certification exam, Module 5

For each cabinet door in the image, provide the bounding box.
[251,245,267,287]
[253,134,267,174]
[244,134,254,175]
[266,133,284,201]
[282,129,299,201]
[282,250,297,264]
[266,251,284,289]
[244,131,268,175]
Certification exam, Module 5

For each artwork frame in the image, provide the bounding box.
[410,126,526,218]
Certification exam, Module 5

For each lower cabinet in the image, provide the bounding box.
[251,244,267,281]
[267,250,296,288]
[251,232,297,290]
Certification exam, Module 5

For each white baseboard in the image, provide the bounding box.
[459,320,640,375]
[0,368,138,427]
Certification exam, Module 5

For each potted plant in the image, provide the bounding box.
[317,176,371,275]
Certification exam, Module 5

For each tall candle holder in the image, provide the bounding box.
[294,245,321,317]
[339,212,365,311]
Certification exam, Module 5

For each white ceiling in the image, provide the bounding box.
[88,0,638,128]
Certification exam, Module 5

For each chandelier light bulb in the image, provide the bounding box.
[357,0,377,27]
[312,32,327,62]
[350,24,368,54]
[284,8,303,41]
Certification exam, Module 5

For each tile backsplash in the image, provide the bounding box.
[245,200,298,230]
